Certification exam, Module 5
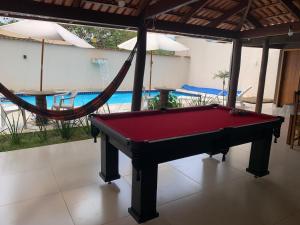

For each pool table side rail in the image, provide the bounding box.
[91,104,280,122]
[92,104,220,120]
[90,104,284,144]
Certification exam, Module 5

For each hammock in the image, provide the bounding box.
[0,44,137,121]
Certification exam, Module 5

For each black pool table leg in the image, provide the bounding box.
[99,135,121,182]
[246,133,273,178]
[129,163,159,223]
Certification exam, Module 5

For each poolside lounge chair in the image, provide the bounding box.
[176,84,252,106]
[236,86,253,107]
[52,91,78,111]
[0,94,27,129]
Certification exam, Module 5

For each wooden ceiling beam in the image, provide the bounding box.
[234,0,253,31]
[240,21,300,39]
[242,32,300,49]
[247,14,262,28]
[280,0,300,20]
[251,2,281,11]
[0,0,139,28]
[207,2,248,28]
[83,0,137,11]
[179,0,209,23]
[144,0,199,19]
[151,20,238,39]
[72,0,82,7]
[135,0,152,16]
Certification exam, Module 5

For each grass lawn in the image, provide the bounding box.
[0,126,92,152]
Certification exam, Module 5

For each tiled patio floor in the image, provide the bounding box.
[0,104,300,225]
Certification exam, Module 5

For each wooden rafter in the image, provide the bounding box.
[234,0,253,31]
[251,2,282,11]
[247,14,262,28]
[145,0,199,19]
[207,2,248,28]
[0,0,139,28]
[152,20,238,39]
[240,21,300,39]
[179,0,209,23]
[243,32,300,48]
[135,0,152,16]
[84,0,138,9]
[0,0,237,39]
[72,0,82,7]
[280,0,300,20]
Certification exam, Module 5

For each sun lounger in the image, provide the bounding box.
[177,84,252,106]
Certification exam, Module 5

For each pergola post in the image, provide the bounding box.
[227,39,242,108]
[131,24,147,111]
[255,39,269,113]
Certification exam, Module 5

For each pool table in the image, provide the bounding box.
[90,104,284,223]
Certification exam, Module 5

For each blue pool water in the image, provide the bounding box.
[3,91,196,108]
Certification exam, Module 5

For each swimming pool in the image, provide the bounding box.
[2,91,196,108]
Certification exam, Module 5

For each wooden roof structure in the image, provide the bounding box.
[1,0,300,48]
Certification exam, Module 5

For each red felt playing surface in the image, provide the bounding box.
[93,106,278,142]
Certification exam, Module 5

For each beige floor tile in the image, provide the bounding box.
[0,152,6,175]
[0,193,74,225]
[105,215,171,225]
[261,165,300,198]
[53,162,101,191]
[49,140,100,170]
[223,144,251,172]
[0,168,59,206]
[125,164,201,205]
[203,176,300,225]
[168,155,246,190]
[159,182,265,225]
[275,211,300,225]
[159,174,298,225]
[1,147,51,174]
[62,179,131,225]
[119,152,132,176]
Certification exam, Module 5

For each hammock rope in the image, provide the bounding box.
[0,43,137,121]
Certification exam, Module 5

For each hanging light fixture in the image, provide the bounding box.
[288,26,294,37]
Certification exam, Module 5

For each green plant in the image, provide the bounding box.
[148,95,182,110]
[213,70,230,105]
[213,70,230,80]
[77,116,91,136]
[54,120,77,140]
[62,25,137,50]
[2,110,25,145]
[0,127,91,152]
[35,123,48,142]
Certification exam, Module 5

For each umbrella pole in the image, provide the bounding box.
[40,39,45,91]
[149,51,153,95]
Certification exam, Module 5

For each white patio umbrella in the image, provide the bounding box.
[118,32,189,91]
[0,20,94,91]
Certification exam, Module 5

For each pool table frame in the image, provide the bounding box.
[90,105,284,223]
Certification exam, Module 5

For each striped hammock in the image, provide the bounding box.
[0,44,137,121]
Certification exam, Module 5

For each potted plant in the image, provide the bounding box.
[213,70,230,105]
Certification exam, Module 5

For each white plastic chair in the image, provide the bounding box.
[52,91,78,110]
[0,95,27,129]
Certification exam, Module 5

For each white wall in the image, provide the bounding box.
[0,37,280,99]
[177,37,280,98]
[0,38,190,92]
